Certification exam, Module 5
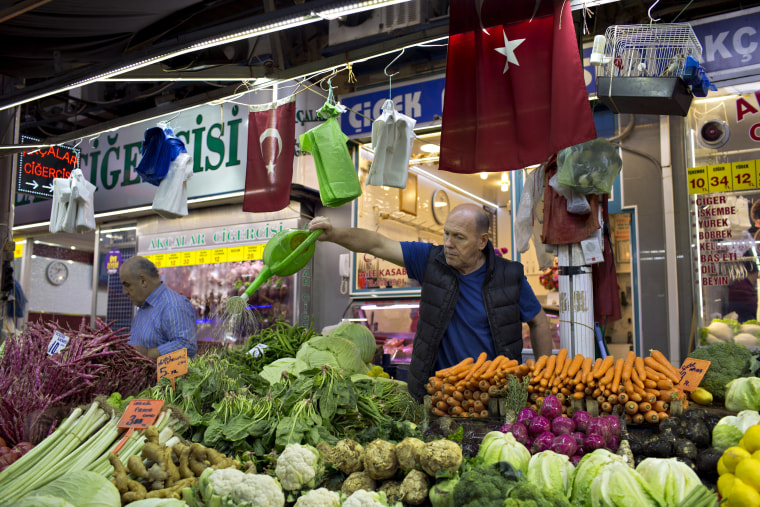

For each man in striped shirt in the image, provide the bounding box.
[119,256,197,359]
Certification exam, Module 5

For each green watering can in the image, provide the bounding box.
[225,228,322,315]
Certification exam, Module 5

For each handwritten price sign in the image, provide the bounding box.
[117,399,164,429]
[157,348,188,383]
[676,358,711,392]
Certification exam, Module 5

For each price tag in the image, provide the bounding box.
[152,254,166,268]
[212,248,228,264]
[117,399,164,429]
[732,160,757,191]
[180,251,196,266]
[687,166,708,195]
[157,348,188,383]
[707,164,732,193]
[196,249,210,265]
[227,246,245,262]
[676,358,711,392]
[166,252,180,267]
[47,330,70,355]
[248,343,268,358]
[245,244,264,261]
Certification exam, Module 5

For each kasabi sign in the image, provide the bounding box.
[14,84,326,225]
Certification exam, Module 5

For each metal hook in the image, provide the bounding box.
[87,134,100,149]
[384,48,405,100]
[648,0,661,23]
[71,138,83,149]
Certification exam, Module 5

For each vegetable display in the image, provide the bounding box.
[687,342,753,401]
[716,423,760,506]
[0,319,156,446]
[724,377,760,412]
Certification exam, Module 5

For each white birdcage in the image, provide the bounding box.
[598,23,703,79]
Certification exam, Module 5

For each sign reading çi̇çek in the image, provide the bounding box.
[16,136,80,199]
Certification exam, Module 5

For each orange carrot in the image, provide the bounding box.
[653,400,669,412]
[590,357,603,381]
[581,356,593,383]
[463,352,487,383]
[594,356,615,380]
[437,357,474,378]
[631,366,646,390]
[644,410,660,424]
[644,366,663,381]
[555,348,569,377]
[481,356,504,380]
[599,364,615,386]
[622,351,636,382]
[545,355,557,381]
[649,349,681,378]
[644,356,680,384]
[634,356,647,382]
[611,358,625,393]
[567,354,585,378]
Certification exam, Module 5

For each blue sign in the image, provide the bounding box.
[690,6,760,85]
[339,75,446,138]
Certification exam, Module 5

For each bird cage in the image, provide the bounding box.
[595,23,703,116]
[598,23,702,78]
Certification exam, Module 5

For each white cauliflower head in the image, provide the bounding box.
[293,487,341,507]
[204,468,285,507]
[275,443,323,491]
[342,489,392,507]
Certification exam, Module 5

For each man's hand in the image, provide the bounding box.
[528,308,553,359]
[132,344,161,359]
[308,216,334,241]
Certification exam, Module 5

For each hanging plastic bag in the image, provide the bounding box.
[299,101,362,207]
[70,169,96,233]
[367,99,416,188]
[135,126,187,186]
[153,152,193,218]
[49,177,71,233]
[556,137,622,195]
[549,172,591,214]
[515,168,538,253]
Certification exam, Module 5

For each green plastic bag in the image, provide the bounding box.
[299,102,362,207]
[556,137,622,195]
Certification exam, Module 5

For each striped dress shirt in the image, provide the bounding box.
[128,282,198,358]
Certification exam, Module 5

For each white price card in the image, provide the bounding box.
[47,330,70,355]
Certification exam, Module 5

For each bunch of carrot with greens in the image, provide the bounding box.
[425,352,530,418]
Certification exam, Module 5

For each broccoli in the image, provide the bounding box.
[452,462,518,507]
[503,479,571,507]
[688,342,752,400]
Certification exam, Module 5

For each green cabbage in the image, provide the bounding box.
[712,410,760,451]
[329,322,377,363]
[570,449,628,506]
[260,357,309,385]
[296,336,369,374]
[124,500,187,507]
[588,461,660,507]
[636,457,702,506]
[17,497,74,507]
[725,377,760,412]
[475,430,531,474]
[20,470,120,507]
[527,450,574,499]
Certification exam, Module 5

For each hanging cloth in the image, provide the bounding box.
[49,177,71,233]
[72,169,96,233]
[367,99,416,188]
[299,101,362,207]
[592,195,622,324]
[153,152,194,218]
[135,126,187,186]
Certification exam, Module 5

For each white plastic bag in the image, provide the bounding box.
[49,178,71,233]
[515,168,538,253]
[367,99,416,189]
[153,152,193,218]
[549,172,591,214]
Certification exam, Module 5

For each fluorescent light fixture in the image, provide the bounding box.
[345,318,369,322]
[569,0,621,8]
[0,0,412,112]
[420,143,441,154]
[316,0,412,20]
[361,303,419,310]
[100,226,137,234]
[501,182,509,192]
[410,166,499,208]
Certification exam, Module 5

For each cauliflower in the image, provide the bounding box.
[275,443,323,491]
[184,468,285,507]
[343,489,393,507]
[293,487,341,507]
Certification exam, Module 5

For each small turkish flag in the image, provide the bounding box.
[244,95,296,212]
[440,0,597,174]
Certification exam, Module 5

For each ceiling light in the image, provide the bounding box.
[410,166,499,208]
[501,182,510,192]
[501,173,509,182]
[420,144,441,154]
[316,0,412,20]
[479,172,488,180]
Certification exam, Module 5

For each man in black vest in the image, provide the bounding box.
[308,204,552,401]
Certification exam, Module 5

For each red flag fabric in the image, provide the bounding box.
[244,95,296,212]
[440,0,597,174]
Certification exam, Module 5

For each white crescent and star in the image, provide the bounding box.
[259,127,282,176]
[494,29,525,74]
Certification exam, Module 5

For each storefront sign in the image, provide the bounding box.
[339,75,445,138]
[16,136,79,199]
[690,7,760,88]
[105,249,122,274]
[14,83,321,226]
[688,158,760,195]
[138,218,299,255]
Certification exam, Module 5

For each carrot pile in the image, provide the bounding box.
[427,348,688,424]
[425,352,529,418]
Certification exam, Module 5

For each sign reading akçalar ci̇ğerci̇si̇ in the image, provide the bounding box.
[16,136,80,199]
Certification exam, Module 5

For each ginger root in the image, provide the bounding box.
[127,454,149,479]
[145,477,197,499]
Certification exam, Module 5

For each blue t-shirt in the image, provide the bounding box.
[401,242,541,370]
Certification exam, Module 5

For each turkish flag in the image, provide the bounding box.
[244,95,296,212]
[440,0,597,174]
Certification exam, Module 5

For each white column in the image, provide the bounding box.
[558,243,595,357]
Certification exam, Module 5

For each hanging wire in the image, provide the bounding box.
[648,0,661,23]
[671,0,695,22]
[383,48,405,100]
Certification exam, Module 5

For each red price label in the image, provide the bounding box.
[157,348,188,383]
[676,358,711,392]
[117,399,164,429]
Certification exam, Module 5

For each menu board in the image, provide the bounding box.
[692,194,742,287]
[687,160,758,195]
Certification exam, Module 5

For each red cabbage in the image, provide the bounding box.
[551,416,576,435]
[602,415,622,438]
[528,415,552,437]
[532,431,555,453]
[551,434,579,457]
[572,410,591,432]
[607,435,620,452]
[571,431,586,446]
[516,407,537,426]
[570,454,583,466]
[509,422,530,445]
[583,434,607,452]
[586,416,612,443]
[540,394,563,420]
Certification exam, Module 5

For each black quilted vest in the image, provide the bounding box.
[407,241,524,402]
